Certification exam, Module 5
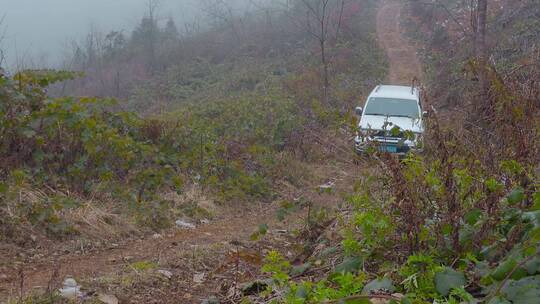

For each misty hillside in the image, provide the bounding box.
[0,0,539,303]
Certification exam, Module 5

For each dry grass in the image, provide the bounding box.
[64,203,140,241]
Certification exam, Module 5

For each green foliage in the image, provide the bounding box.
[262,250,291,286]
[130,260,157,272]
[399,254,439,301]
[362,277,396,294]
[334,257,363,274]
[434,268,466,297]
[1,68,307,240]
[500,275,540,303]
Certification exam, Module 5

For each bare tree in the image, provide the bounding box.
[475,0,488,102]
[200,0,243,41]
[146,0,160,71]
[0,14,7,69]
[299,0,345,103]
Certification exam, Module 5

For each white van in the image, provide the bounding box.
[354,85,426,155]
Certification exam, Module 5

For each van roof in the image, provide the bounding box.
[370,85,419,100]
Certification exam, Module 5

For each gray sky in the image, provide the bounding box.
[0,0,203,69]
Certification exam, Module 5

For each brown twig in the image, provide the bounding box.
[18,265,24,304]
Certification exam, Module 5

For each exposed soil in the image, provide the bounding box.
[377,0,423,84]
[1,205,278,302]
[0,151,366,303]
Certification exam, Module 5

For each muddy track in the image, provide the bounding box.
[0,207,276,301]
[377,0,422,84]
[0,159,357,303]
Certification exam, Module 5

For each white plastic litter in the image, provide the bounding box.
[175,219,196,229]
[59,277,82,300]
[157,269,173,279]
[318,181,335,193]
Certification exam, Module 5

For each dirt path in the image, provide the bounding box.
[0,157,360,303]
[377,0,422,84]
[0,205,280,302]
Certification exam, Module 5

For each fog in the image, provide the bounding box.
[0,0,215,69]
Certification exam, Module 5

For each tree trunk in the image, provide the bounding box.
[320,37,329,103]
[476,0,488,107]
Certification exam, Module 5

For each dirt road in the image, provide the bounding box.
[377,0,422,84]
[1,206,279,302]
[0,158,358,303]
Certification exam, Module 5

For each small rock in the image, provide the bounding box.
[63,278,78,288]
[193,272,206,283]
[152,233,162,239]
[157,269,173,279]
[200,219,210,224]
[59,278,81,300]
[176,219,196,229]
[98,293,119,304]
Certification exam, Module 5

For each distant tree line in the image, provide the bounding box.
[57,0,366,105]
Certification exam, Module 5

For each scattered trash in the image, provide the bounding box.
[152,233,162,239]
[318,181,335,193]
[59,277,82,300]
[98,293,119,304]
[200,219,210,224]
[157,269,173,279]
[193,272,206,283]
[176,219,196,229]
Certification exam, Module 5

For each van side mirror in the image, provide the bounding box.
[422,111,428,118]
[355,106,363,116]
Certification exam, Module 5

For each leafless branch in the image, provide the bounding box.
[0,14,7,68]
